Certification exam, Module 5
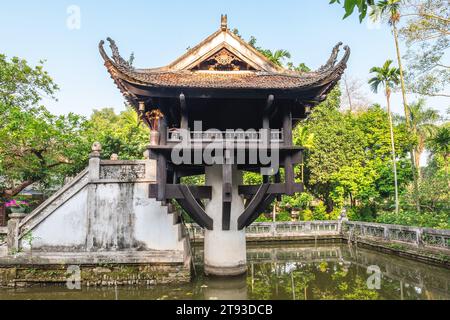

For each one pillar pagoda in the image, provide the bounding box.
[100,15,350,276]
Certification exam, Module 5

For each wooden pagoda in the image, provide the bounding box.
[100,15,350,276]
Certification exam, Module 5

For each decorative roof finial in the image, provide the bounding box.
[221,14,228,31]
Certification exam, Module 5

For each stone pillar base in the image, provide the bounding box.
[204,264,248,277]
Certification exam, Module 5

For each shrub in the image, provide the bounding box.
[376,210,450,229]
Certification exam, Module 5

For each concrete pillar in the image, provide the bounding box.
[204,165,247,277]
[88,142,101,181]
[86,142,101,251]
[203,276,248,300]
[7,213,27,254]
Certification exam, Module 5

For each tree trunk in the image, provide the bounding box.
[393,23,410,129]
[393,23,421,213]
[386,90,400,214]
[344,75,353,112]
[0,203,5,227]
[445,155,450,189]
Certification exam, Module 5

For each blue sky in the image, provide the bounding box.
[0,0,447,117]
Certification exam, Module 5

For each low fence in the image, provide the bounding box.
[186,220,450,252]
[342,221,450,251]
[186,221,341,242]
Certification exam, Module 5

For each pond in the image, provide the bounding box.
[0,243,449,300]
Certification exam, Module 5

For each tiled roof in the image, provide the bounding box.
[99,37,350,92]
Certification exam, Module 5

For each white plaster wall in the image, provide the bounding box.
[22,182,183,252]
[133,184,184,251]
[29,190,88,250]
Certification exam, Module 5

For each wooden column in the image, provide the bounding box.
[275,171,282,201]
[283,104,293,147]
[159,118,167,146]
[285,156,295,195]
[157,154,167,201]
[263,95,274,130]
[180,93,188,131]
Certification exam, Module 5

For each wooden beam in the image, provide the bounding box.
[238,184,270,230]
[239,183,303,197]
[178,185,213,230]
[150,184,212,200]
[241,194,277,229]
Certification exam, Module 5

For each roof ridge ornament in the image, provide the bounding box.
[317,42,343,72]
[221,14,228,31]
[105,37,135,70]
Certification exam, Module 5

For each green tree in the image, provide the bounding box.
[0,104,89,200]
[0,55,58,108]
[303,87,366,212]
[0,54,89,202]
[247,36,292,67]
[427,125,450,186]
[370,1,423,208]
[370,1,411,129]
[407,99,440,171]
[369,60,401,213]
[85,107,149,160]
[401,0,450,98]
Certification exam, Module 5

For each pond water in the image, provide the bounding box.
[0,243,449,300]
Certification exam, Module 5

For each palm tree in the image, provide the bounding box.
[369,60,401,214]
[428,126,450,187]
[407,99,440,172]
[370,1,410,128]
[371,1,421,208]
[260,49,292,67]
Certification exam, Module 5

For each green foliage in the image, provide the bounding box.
[243,172,262,185]
[302,209,314,221]
[0,103,90,197]
[0,54,90,198]
[276,211,292,222]
[401,0,449,98]
[368,60,400,95]
[330,0,375,22]
[85,107,149,160]
[312,203,328,220]
[23,231,39,249]
[280,193,313,211]
[255,214,271,223]
[0,54,58,108]
[376,210,449,229]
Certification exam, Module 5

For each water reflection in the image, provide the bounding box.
[0,244,449,300]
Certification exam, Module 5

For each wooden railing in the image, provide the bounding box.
[168,129,284,143]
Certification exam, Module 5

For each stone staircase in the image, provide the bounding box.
[18,169,90,237]
[2,157,189,263]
